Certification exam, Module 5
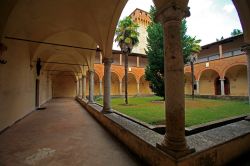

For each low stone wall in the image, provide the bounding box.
[186,94,248,101]
[76,97,250,166]
[180,133,250,166]
[76,98,177,166]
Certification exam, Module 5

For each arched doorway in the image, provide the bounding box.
[215,76,234,95]
[199,69,220,95]
[214,77,221,95]
[225,65,247,96]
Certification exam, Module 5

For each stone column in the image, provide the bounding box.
[196,80,200,95]
[82,75,86,99]
[137,81,140,96]
[119,81,123,95]
[156,5,193,158]
[76,80,79,96]
[102,58,113,113]
[88,70,95,103]
[242,45,250,104]
[78,79,81,97]
[99,81,103,96]
[79,78,83,98]
[220,78,225,96]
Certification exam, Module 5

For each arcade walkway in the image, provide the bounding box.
[0,99,142,166]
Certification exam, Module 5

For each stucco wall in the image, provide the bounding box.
[185,73,192,95]
[226,65,248,96]
[184,54,248,96]
[52,76,76,98]
[111,73,120,95]
[0,40,51,131]
[139,76,152,95]
[199,70,219,95]
[39,72,52,104]
[122,73,137,95]
[185,82,192,95]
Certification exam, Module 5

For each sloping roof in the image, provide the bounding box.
[202,34,244,49]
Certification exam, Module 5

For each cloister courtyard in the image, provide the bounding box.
[97,96,250,126]
[1,0,250,165]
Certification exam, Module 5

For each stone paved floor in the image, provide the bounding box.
[0,98,143,166]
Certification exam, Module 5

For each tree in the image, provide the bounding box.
[231,29,243,36]
[145,6,201,98]
[181,19,201,63]
[216,36,224,41]
[115,16,139,104]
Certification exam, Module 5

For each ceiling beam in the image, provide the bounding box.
[5,36,101,52]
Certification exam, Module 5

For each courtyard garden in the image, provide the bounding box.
[96,96,250,127]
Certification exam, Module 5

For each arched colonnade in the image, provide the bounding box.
[1,0,250,159]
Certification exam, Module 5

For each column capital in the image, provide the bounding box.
[103,57,113,65]
[241,44,250,54]
[155,5,190,23]
[88,69,95,73]
[82,75,86,78]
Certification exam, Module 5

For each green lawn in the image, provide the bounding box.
[96,96,250,127]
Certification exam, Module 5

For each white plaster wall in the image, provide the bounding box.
[0,40,37,131]
[52,76,76,98]
[39,72,52,105]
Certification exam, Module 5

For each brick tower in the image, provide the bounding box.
[130,8,151,54]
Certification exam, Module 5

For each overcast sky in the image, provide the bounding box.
[113,0,242,49]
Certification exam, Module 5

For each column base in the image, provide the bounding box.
[156,143,195,159]
[88,101,95,104]
[101,108,113,114]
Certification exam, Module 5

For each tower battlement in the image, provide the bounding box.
[129,8,151,54]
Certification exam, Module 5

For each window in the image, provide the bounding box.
[223,51,233,57]
[208,54,219,61]
[233,49,242,56]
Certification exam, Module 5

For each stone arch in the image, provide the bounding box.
[110,69,123,83]
[139,75,152,95]
[101,72,120,96]
[122,73,137,96]
[110,72,120,95]
[222,62,247,78]
[199,69,220,95]
[129,71,141,84]
[233,0,250,43]
[224,64,247,96]
[197,68,221,81]
[86,71,100,96]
